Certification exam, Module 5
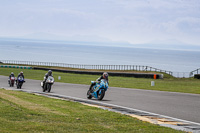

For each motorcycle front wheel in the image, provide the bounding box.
[43,84,46,92]
[47,84,51,92]
[97,89,105,100]
[87,90,92,99]
[16,83,19,89]
[19,83,22,89]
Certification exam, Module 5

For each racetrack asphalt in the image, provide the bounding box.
[0,75,200,124]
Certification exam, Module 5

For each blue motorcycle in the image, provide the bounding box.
[87,79,108,100]
[16,76,25,89]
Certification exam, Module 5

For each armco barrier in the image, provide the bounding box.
[0,60,173,75]
[33,67,163,79]
[0,65,32,69]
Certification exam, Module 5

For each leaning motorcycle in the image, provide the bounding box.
[8,76,15,87]
[87,79,108,100]
[41,76,54,92]
[16,76,25,89]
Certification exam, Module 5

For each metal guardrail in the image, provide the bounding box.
[0,60,173,75]
[3,60,198,78]
[171,72,192,78]
[1,60,198,78]
[190,68,200,77]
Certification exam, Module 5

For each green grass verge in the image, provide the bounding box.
[0,89,183,133]
[1,67,200,94]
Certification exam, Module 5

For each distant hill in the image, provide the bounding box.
[0,36,200,51]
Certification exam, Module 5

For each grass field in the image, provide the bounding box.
[0,67,200,94]
[0,89,183,133]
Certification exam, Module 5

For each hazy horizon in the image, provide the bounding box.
[1,37,200,52]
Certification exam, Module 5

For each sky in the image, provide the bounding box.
[0,0,200,45]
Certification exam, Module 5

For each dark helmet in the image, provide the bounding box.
[103,72,108,79]
[48,70,52,75]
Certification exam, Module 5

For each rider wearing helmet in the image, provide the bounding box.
[8,72,15,84]
[17,71,24,79]
[89,72,109,91]
[43,70,53,87]
[17,71,25,84]
[97,72,109,82]
[9,72,15,79]
[45,70,53,80]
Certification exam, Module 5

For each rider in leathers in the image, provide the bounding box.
[43,70,53,88]
[9,72,15,79]
[8,72,15,84]
[89,72,109,92]
[16,71,25,84]
[17,71,24,79]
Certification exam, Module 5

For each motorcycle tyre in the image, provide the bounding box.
[87,90,92,99]
[47,84,51,92]
[11,82,14,87]
[19,83,22,89]
[97,89,105,100]
[43,84,46,92]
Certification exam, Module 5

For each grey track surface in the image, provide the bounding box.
[1,75,200,124]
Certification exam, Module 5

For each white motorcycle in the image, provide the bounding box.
[41,76,54,92]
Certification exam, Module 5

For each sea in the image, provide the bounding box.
[0,39,200,77]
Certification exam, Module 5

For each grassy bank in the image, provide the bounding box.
[0,89,183,133]
[0,67,200,94]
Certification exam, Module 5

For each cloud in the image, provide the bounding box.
[0,0,200,45]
